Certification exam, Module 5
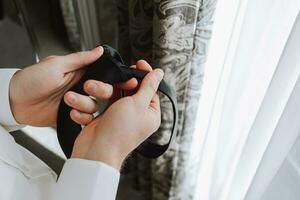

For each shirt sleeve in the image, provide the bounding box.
[0,69,25,132]
[53,158,120,200]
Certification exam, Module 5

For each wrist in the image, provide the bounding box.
[71,142,126,171]
[84,152,124,171]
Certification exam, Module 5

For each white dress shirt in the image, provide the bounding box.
[0,69,120,200]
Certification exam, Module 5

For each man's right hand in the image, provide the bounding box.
[71,60,164,170]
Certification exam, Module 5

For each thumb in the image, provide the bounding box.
[133,68,164,107]
[59,46,103,72]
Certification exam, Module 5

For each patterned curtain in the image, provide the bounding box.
[60,0,217,199]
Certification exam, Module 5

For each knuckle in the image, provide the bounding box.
[75,52,84,63]
[43,55,58,61]
[94,89,104,99]
[98,83,112,98]
[105,84,113,96]
[70,52,85,66]
[82,98,93,111]
[83,81,94,93]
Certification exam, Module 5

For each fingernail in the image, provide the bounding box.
[155,69,164,82]
[88,82,96,93]
[92,46,103,53]
[68,93,76,103]
[76,110,81,116]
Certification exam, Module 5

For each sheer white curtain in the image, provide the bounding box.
[191,0,300,199]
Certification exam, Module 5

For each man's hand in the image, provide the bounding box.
[9,47,138,126]
[71,61,164,170]
[9,46,164,171]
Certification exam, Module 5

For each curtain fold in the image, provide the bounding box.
[117,1,217,199]
[193,0,299,199]
[60,0,217,199]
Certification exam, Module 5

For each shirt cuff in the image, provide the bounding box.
[0,69,24,131]
[55,158,120,200]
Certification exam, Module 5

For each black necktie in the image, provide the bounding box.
[57,45,178,158]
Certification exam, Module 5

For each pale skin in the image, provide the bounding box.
[9,46,164,170]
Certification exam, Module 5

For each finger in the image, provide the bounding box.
[106,65,137,106]
[59,46,103,72]
[84,80,113,99]
[117,78,138,91]
[70,109,94,125]
[133,69,164,107]
[117,65,138,90]
[64,91,98,113]
[136,60,153,71]
[106,84,122,108]
[117,62,153,91]
[110,65,136,104]
[122,62,152,96]
[125,60,152,96]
